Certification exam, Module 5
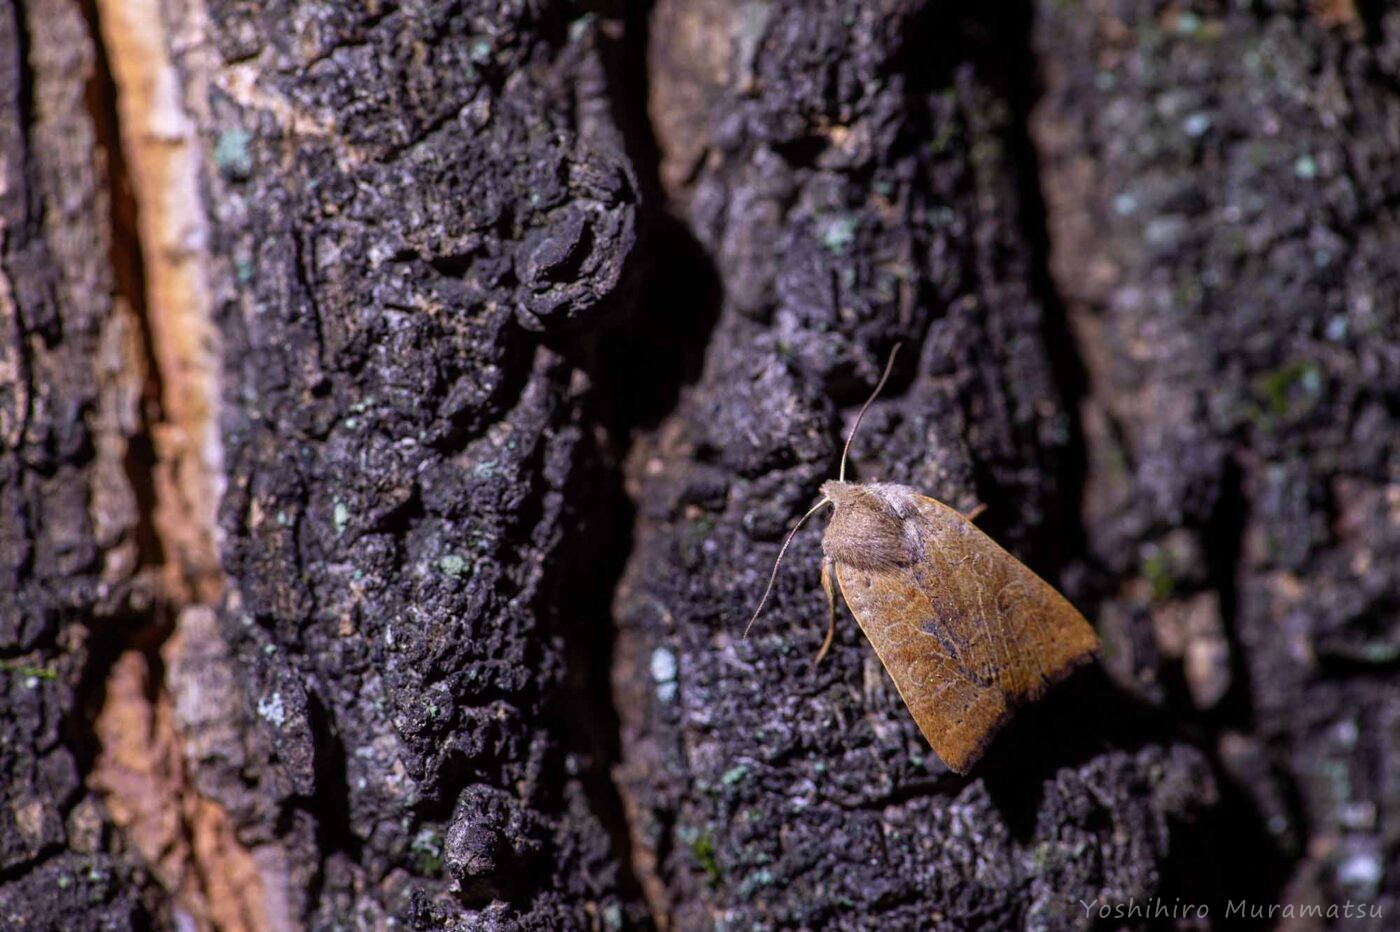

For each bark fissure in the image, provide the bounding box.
[74,0,267,928]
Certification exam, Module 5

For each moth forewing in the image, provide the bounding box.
[744,344,1097,773]
[820,481,1098,773]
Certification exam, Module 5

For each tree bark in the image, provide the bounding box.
[1,0,1397,930]
[615,2,1217,928]
[1032,0,1400,925]
[1,0,162,925]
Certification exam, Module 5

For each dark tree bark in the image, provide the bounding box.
[1,0,162,926]
[1,0,1397,930]
[1033,0,1400,924]
[158,0,645,928]
[614,2,1218,929]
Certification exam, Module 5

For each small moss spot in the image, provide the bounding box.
[1,662,58,680]
[739,867,774,899]
[333,501,350,535]
[1254,359,1323,418]
[214,129,253,180]
[821,215,858,254]
[1142,550,1175,601]
[410,828,444,875]
[1175,11,1202,35]
[721,764,749,786]
[678,516,714,569]
[927,119,958,155]
[1294,154,1318,180]
[439,554,467,577]
[690,832,721,885]
[1360,642,1400,663]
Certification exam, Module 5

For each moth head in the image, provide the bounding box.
[744,344,903,637]
[819,479,856,506]
[819,483,913,570]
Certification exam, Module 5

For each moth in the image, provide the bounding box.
[746,346,1099,773]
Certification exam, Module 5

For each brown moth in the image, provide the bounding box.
[746,346,1099,773]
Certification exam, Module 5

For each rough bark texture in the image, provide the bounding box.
[158,0,645,928]
[614,2,1220,929]
[1034,0,1400,924]
[0,0,163,926]
[2,0,1398,929]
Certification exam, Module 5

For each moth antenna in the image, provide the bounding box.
[839,343,902,482]
[744,498,832,638]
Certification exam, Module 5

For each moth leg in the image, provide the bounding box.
[813,557,838,668]
[964,502,987,522]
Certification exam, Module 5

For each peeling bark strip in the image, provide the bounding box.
[615,1,1218,928]
[93,0,223,606]
[0,0,160,926]
[82,1,270,928]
